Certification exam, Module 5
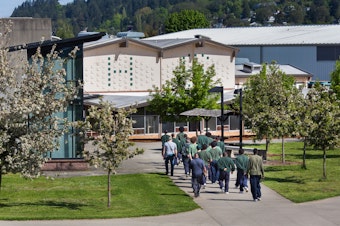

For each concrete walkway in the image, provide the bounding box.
[2,141,340,226]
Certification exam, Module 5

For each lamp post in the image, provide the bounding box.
[234,88,243,149]
[208,86,224,141]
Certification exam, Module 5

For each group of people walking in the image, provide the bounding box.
[161,127,264,201]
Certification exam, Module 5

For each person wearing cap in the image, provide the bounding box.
[162,136,177,176]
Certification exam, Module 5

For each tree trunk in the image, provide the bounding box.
[107,169,111,207]
[265,138,270,153]
[0,170,2,190]
[323,149,327,179]
[302,138,307,169]
[281,136,285,163]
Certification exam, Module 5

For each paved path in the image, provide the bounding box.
[2,141,340,226]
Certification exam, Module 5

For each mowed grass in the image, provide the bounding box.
[0,173,199,220]
[245,141,340,203]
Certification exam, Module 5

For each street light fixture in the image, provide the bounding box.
[234,88,243,149]
[208,86,224,141]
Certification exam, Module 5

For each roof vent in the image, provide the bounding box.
[242,62,262,73]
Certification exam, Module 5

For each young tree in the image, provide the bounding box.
[148,58,220,124]
[81,99,143,207]
[0,21,81,186]
[305,84,340,179]
[294,95,314,169]
[242,63,300,161]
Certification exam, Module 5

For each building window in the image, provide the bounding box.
[317,46,340,61]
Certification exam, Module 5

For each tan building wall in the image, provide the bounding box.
[83,39,236,93]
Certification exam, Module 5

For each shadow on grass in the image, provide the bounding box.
[0,200,89,210]
[288,153,340,160]
[264,176,305,184]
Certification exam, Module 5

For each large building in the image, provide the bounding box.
[146,25,340,82]
[3,18,105,163]
[83,35,239,138]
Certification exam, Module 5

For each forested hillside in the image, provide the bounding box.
[11,0,340,38]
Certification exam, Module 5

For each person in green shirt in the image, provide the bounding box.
[235,148,249,193]
[161,130,170,149]
[209,141,223,183]
[217,150,235,194]
[197,131,214,150]
[171,133,181,165]
[247,148,264,202]
[215,136,225,153]
[198,144,212,187]
[176,126,187,162]
[188,136,198,160]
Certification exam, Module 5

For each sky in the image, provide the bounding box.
[0,0,74,18]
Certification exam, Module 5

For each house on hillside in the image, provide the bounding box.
[83,35,240,139]
[146,25,340,82]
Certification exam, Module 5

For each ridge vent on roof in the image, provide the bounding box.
[194,34,211,39]
[243,62,262,73]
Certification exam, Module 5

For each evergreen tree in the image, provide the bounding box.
[164,9,210,33]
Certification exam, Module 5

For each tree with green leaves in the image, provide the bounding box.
[148,58,221,127]
[305,83,340,179]
[0,21,81,187]
[242,63,300,161]
[164,9,210,33]
[330,60,340,100]
[81,99,144,207]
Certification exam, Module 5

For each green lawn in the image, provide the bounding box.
[245,141,340,203]
[0,173,199,220]
[1,141,339,220]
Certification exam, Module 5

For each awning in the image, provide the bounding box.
[180,108,233,118]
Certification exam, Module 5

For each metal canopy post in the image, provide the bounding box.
[208,86,224,141]
[234,88,243,149]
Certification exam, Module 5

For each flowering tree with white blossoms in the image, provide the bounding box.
[81,99,144,207]
[0,21,81,187]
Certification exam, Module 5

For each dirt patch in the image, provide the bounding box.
[264,154,300,166]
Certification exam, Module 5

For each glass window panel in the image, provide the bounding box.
[229,115,240,130]
[146,115,159,134]
[207,117,216,131]
[162,121,175,133]
[131,115,144,128]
